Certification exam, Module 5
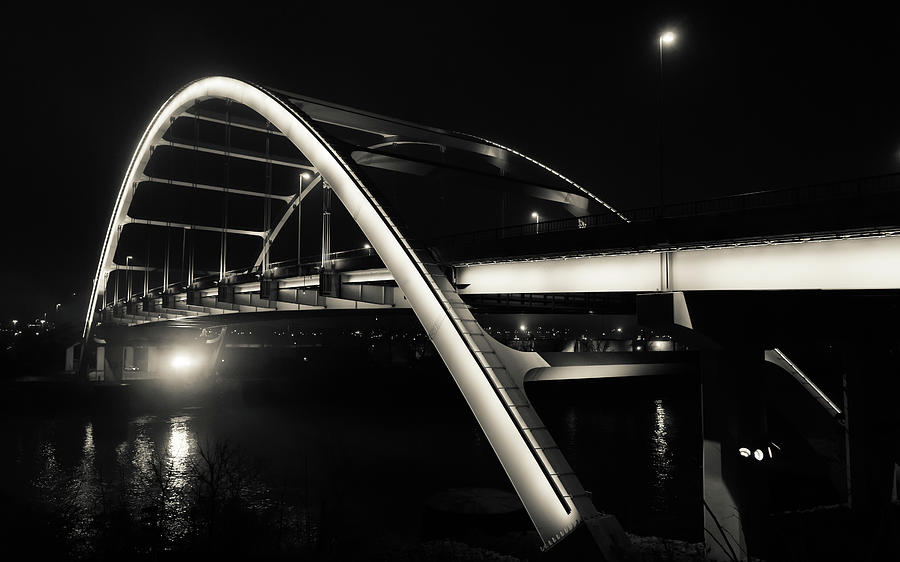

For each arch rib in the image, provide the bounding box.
[85,77,586,548]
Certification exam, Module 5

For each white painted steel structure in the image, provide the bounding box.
[455,234,900,294]
[86,77,587,549]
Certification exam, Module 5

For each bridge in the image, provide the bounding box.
[80,77,900,560]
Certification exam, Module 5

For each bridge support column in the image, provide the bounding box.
[700,351,745,561]
[319,182,336,295]
[147,346,159,377]
[97,345,123,383]
[699,349,768,562]
[95,346,105,381]
[637,292,763,559]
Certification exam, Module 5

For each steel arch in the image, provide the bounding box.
[85,76,585,547]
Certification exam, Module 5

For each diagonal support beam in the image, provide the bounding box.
[140,175,295,201]
[184,108,287,135]
[163,141,316,171]
[253,175,322,268]
[765,348,843,418]
[123,217,266,238]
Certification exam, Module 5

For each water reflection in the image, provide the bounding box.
[73,422,99,547]
[650,399,673,508]
[82,423,94,459]
[164,415,195,541]
[2,395,553,557]
[167,416,193,485]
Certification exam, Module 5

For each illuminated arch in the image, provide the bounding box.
[85,76,590,547]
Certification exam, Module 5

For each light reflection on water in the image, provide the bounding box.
[529,379,701,541]
[82,423,94,458]
[163,415,196,541]
[3,386,698,553]
[34,441,60,491]
[166,416,194,486]
[650,399,673,508]
[5,411,325,556]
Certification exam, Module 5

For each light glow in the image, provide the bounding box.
[170,353,196,371]
[661,31,676,45]
[739,447,752,458]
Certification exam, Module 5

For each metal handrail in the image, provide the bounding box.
[432,172,900,247]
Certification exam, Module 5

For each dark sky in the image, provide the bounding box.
[2,2,898,324]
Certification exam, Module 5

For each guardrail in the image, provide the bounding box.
[432,172,900,247]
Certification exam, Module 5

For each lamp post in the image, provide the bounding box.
[658,30,676,212]
[531,211,540,233]
[298,172,310,269]
[125,256,133,301]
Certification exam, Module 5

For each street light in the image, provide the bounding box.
[531,211,540,233]
[298,172,311,266]
[658,30,676,210]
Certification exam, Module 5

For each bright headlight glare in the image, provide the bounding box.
[171,354,195,370]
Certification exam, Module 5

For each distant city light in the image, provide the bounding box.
[519,324,527,331]
[363,243,371,249]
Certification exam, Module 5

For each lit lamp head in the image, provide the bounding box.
[660,31,676,45]
[170,351,198,374]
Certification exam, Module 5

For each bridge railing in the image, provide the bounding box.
[245,247,378,278]
[100,247,382,311]
[647,171,900,221]
[432,172,900,247]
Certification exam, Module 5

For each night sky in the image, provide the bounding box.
[2,2,898,325]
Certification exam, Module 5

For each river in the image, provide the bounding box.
[0,368,700,559]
